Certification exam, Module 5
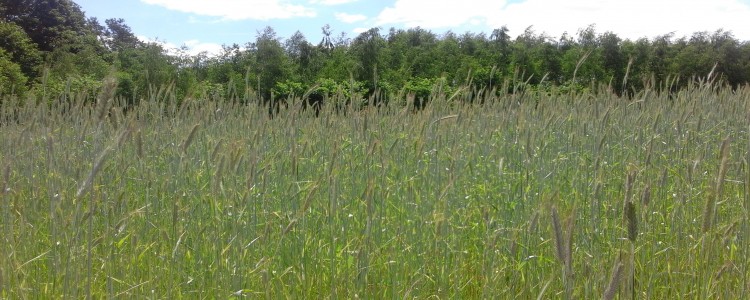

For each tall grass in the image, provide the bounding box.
[1,80,749,298]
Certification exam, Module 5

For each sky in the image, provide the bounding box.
[75,0,750,56]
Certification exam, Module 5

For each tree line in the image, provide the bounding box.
[2,0,750,108]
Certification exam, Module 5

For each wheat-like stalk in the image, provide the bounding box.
[551,206,565,263]
[135,129,144,159]
[703,136,730,233]
[2,163,9,194]
[96,75,118,124]
[76,146,111,198]
[640,184,651,207]
[210,139,223,161]
[564,206,576,275]
[180,123,201,154]
[603,260,624,300]
[624,201,638,243]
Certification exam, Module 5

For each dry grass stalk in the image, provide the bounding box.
[551,206,565,263]
[281,184,321,236]
[180,123,201,154]
[96,76,118,124]
[210,139,223,161]
[135,129,144,159]
[621,57,633,95]
[299,184,320,217]
[659,168,668,188]
[536,277,553,300]
[76,147,112,198]
[550,203,575,298]
[702,136,730,233]
[2,163,9,193]
[212,154,225,192]
[564,206,576,276]
[116,128,132,149]
[572,49,593,83]
[528,210,539,234]
[603,260,624,300]
[623,169,636,204]
[640,184,651,207]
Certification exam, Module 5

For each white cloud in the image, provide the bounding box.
[139,36,224,57]
[140,0,316,21]
[310,0,358,5]
[487,0,750,40]
[374,0,508,29]
[352,27,369,34]
[372,0,750,40]
[181,40,225,56]
[335,12,367,23]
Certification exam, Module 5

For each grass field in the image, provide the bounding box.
[1,81,750,298]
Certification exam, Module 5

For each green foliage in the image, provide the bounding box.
[0,48,27,95]
[114,71,134,103]
[29,71,102,102]
[272,79,305,100]
[253,26,289,101]
[405,77,435,100]
[103,18,142,51]
[1,0,94,52]
[2,1,750,104]
[0,21,41,79]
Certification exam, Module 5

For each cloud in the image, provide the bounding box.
[352,27,369,34]
[487,0,750,40]
[139,36,224,56]
[310,0,358,5]
[373,0,508,29]
[181,40,225,56]
[335,12,367,23]
[372,0,750,40]
[140,0,316,21]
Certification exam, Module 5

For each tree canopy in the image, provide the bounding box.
[2,0,750,104]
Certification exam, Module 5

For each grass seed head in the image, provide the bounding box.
[624,201,638,243]
[640,184,651,207]
[603,260,624,300]
[135,129,143,158]
[551,206,565,263]
[181,123,201,154]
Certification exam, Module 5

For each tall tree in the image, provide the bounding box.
[0,48,28,95]
[285,30,319,83]
[0,21,41,79]
[104,18,142,51]
[350,27,385,89]
[253,26,288,101]
[319,24,334,53]
[0,0,93,52]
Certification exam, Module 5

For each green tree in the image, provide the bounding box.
[350,27,386,91]
[672,32,715,81]
[620,38,651,92]
[598,31,626,92]
[285,30,321,83]
[0,48,27,95]
[0,21,42,80]
[104,18,143,51]
[709,30,745,86]
[251,26,289,103]
[649,33,676,87]
[0,0,94,52]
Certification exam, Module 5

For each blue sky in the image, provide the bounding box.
[75,0,750,56]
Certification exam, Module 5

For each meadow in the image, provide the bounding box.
[1,80,749,299]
